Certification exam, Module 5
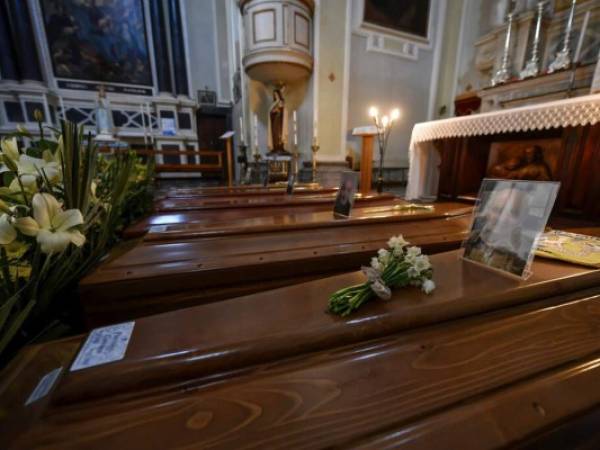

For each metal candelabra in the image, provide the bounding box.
[520,1,546,79]
[491,12,515,86]
[548,0,577,73]
[311,143,319,183]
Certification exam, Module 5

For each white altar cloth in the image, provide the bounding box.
[406,94,600,200]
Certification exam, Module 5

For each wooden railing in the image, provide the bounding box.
[98,147,225,174]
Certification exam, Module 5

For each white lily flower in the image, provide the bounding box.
[15,193,86,254]
[0,213,16,245]
[8,154,62,193]
[388,235,408,255]
[18,154,61,184]
[1,137,19,162]
[404,246,422,263]
[413,254,432,273]
[422,279,436,294]
[370,256,383,273]
[377,248,391,265]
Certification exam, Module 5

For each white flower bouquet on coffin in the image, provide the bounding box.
[328,235,435,316]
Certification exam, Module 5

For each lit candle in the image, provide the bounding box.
[391,108,400,122]
[253,113,258,152]
[239,116,245,145]
[293,110,297,146]
[59,96,66,120]
[382,115,389,128]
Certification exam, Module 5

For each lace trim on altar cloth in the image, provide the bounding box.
[405,94,600,200]
[410,94,600,144]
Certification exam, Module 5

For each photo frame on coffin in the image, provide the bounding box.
[461,179,560,280]
[333,171,359,218]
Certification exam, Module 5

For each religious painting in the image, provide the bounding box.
[41,0,152,86]
[333,171,359,218]
[462,179,560,279]
[363,0,430,41]
[486,138,562,181]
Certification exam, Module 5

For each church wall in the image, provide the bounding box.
[315,0,351,162]
[184,0,222,104]
[345,0,446,168]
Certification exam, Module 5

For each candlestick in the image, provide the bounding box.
[491,11,515,86]
[369,105,399,193]
[548,0,577,73]
[253,114,258,151]
[293,110,298,146]
[239,116,245,145]
[520,1,545,79]
[311,143,319,183]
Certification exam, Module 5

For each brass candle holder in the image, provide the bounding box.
[311,143,320,183]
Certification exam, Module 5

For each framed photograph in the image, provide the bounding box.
[286,173,296,195]
[198,89,217,106]
[462,179,560,279]
[41,0,152,86]
[363,0,430,42]
[333,171,359,218]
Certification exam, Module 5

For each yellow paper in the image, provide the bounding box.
[535,230,600,268]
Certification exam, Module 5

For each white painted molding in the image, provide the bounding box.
[312,0,320,130]
[339,0,352,159]
[211,0,224,103]
[426,0,447,120]
[29,0,55,88]
[450,0,470,117]
[179,0,194,99]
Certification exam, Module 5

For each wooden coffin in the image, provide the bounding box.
[3,250,600,449]
[80,203,472,326]
[154,191,395,212]
[125,192,400,238]
[161,185,337,199]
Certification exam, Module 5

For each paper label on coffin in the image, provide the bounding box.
[71,321,135,371]
[461,179,559,279]
[25,367,63,406]
[149,225,169,234]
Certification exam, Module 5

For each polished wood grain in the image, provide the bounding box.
[155,192,395,212]
[351,354,600,449]
[0,337,81,449]
[80,213,472,325]
[124,197,408,239]
[162,185,336,199]
[11,291,600,449]
[143,202,472,241]
[62,252,600,406]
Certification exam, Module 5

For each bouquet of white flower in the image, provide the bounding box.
[0,118,153,360]
[328,235,436,316]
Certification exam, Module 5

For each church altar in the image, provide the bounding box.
[406,94,600,201]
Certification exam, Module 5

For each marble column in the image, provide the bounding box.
[5,0,43,81]
[0,1,18,80]
[167,0,189,96]
[149,0,173,94]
